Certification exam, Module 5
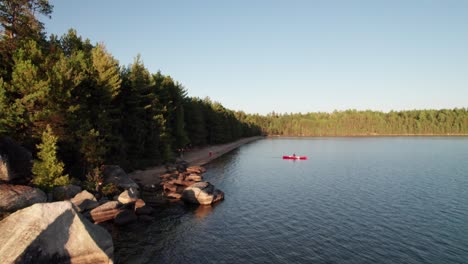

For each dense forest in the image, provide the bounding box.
[247,109,468,136]
[0,1,466,191]
[0,0,261,186]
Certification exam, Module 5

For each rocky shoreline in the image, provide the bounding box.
[0,136,262,263]
[130,136,263,186]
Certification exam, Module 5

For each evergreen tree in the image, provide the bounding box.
[118,55,164,168]
[158,76,189,150]
[80,128,106,172]
[183,97,208,146]
[5,40,50,144]
[92,43,121,98]
[32,125,69,191]
[0,77,12,135]
[91,43,122,165]
[0,0,53,79]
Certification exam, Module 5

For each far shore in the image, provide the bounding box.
[267,134,468,137]
[129,136,264,186]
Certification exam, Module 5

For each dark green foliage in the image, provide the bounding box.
[158,76,189,149]
[182,97,261,146]
[117,56,163,168]
[183,97,208,146]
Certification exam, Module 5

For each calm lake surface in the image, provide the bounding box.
[114,137,468,264]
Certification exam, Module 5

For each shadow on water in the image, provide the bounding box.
[113,201,222,263]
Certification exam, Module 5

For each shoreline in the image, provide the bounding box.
[129,136,263,186]
[267,134,468,137]
[129,134,466,186]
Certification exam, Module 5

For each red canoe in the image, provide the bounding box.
[282,155,307,160]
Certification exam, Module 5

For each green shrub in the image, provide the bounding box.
[101,183,120,198]
[82,167,102,193]
[32,125,69,191]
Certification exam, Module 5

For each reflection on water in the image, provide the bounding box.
[182,203,216,219]
[114,137,468,264]
[191,205,214,219]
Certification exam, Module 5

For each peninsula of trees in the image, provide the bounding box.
[1,1,466,189]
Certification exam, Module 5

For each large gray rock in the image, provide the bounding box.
[101,165,139,190]
[181,182,224,205]
[70,190,99,212]
[0,201,113,263]
[0,184,46,213]
[0,137,32,183]
[52,184,82,201]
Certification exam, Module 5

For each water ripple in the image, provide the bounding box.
[115,138,468,264]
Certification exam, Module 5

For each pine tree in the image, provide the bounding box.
[7,40,50,143]
[80,128,106,172]
[158,76,189,150]
[91,43,121,99]
[90,43,121,166]
[0,77,12,135]
[183,97,208,146]
[0,0,53,79]
[32,124,69,191]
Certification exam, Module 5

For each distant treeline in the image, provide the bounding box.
[0,1,261,178]
[246,109,468,136]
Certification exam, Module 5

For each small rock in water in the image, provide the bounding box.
[166,192,182,200]
[181,182,224,205]
[134,199,152,214]
[118,187,139,204]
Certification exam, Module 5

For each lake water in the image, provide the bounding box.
[114,137,468,264]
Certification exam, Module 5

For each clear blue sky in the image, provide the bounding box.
[44,0,468,114]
